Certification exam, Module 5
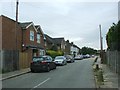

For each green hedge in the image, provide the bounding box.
[46,50,64,59]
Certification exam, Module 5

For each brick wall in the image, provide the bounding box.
[2,15,22,51]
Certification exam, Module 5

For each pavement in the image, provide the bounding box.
[94,57,119,89]
[0,68,30,81]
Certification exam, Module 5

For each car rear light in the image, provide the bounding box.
[31,61,34,64]
[41,61,47,64]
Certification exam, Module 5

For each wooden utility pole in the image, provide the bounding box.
[15,0,19,50]
[99,25,103,63]
[16,0,19,23]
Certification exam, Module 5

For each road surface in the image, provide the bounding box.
[2,58,96,89]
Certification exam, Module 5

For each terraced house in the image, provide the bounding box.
[0,15,46,72]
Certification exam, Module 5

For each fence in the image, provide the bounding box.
[1,50,31,73]
[106,50,120,74]
[2,50,19,73]
[19,52,29,69]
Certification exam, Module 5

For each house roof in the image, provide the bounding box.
[19,22,38,32]
[35,25,43,34]
[19,22,33,29]
[44,34,54,44]
[35,26,39,29]
[35,25,46,40]
[73,44,80,49]
[53,38,65,45]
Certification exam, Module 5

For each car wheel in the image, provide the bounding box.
[54,65,56,69]
[31,69,35,73]
[62,62,64,66]
[46,66,50,72]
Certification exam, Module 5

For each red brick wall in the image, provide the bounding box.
[40,34,45,48]
[23,26,37,46]
[2,15,22,51]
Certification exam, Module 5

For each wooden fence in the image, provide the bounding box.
[2,50,19,72]
[106,50,119,74]
[1,50,30,73]
[19,52,29,69]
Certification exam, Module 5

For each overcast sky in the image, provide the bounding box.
[1,0,119,50]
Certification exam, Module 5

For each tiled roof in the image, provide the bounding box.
[44,34,54,44]
[53,38,64,44]
[19,22,32,29]
[73,44,80,49]
[35,25,39,29]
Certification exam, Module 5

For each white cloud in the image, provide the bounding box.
[1,0,119,2]
[1,1,118,49]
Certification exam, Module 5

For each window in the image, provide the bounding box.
[30,31,34,41]
[37,34,40,43]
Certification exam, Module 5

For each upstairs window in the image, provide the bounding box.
[30,31,34,41]
[37,34,40,43]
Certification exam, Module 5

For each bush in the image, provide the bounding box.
[46,50,64,59]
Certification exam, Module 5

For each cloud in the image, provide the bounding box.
[1,0,119,2]
[1,1,118,49]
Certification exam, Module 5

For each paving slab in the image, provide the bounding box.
[0,68,30,81]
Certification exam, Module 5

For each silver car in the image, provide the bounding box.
[54,56,67,66]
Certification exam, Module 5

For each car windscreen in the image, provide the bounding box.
[55,56,64,59]
[33,57,45,62]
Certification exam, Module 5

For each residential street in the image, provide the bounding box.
[2,58,95,88]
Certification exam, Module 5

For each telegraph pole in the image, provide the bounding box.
[99,25,103,63]
[16,0,19,23]
[15,0,19,50]
[15,0,19,70]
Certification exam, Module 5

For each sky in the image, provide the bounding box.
[0,0,119,50]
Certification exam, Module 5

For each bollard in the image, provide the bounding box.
[96,64,99,70]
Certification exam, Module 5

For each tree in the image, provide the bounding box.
[81,47,97,55]
[106,21,120,51]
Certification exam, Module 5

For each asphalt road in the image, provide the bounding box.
[2,58,96,89]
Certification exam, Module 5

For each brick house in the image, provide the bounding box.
[65,40,81,56]
[19,22,46,57]
[65,40,71,55]
[45,34,66,52]
[0,15,46,72]
[53,38,66,52]
[44,34,55,50]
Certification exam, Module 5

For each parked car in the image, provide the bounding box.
[74,55,83,60]
[30,55,56,72]
[65,55,75,63]
[91,55,95,58]
[85,54,90,58]
[54,56,67,66]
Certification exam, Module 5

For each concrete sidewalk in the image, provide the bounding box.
[95,57,118,88]
[0,68,30,81]
[101,64,118,88]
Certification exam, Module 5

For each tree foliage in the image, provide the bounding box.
[81,47,97,55]
[106,21,120,51]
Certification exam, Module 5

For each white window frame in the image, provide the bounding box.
[37,34,40,43]
[30,31,34,41]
